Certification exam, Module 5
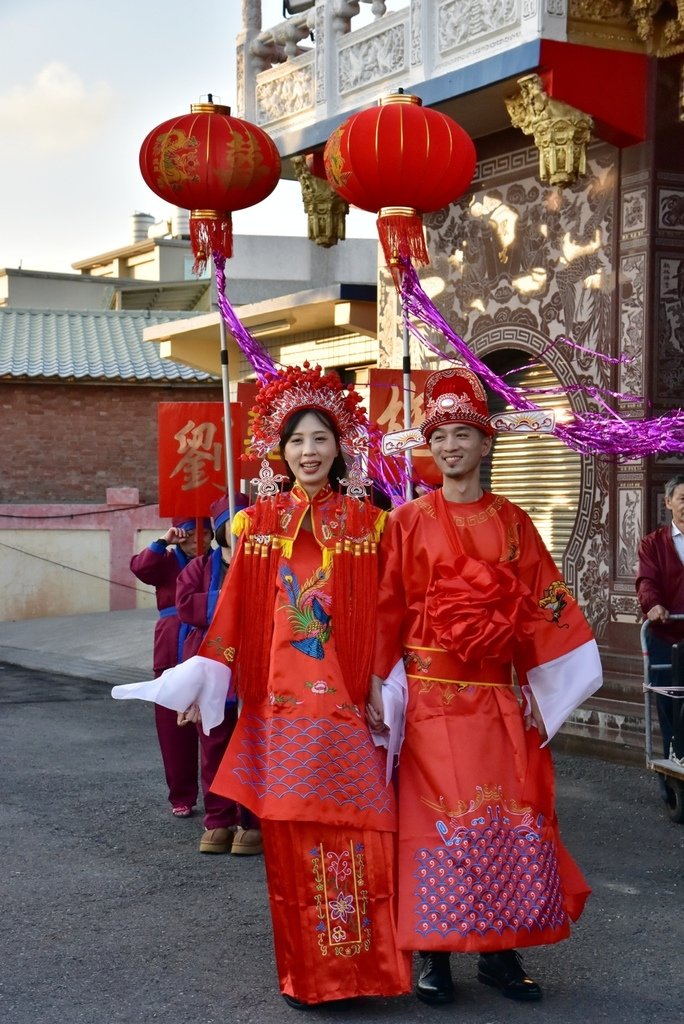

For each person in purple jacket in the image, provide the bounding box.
[636,474,684,770]
[176,494,263,856]
[130,516,212,817]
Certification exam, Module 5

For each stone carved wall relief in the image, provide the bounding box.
[315,3,326,104]
[256,62,314,124]
[426,149,615,380]
[420,147,616,633]
[617,487,642,578]
[618,253,645,400]
[410,0,422,65]
[659,187,684,232]
[622,188,647,236]
[610,594,642,624]
[657,256,684,400]
[338,23,406,93]
[437,0,518,49]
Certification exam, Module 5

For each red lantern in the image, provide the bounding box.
[304,150,327,179]
[324,92,476,269]
[139,101,281,274]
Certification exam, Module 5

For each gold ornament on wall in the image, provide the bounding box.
[505,74,593,188]
[291,154,348,248]
[569,0,684,57]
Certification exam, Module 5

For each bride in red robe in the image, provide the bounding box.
[114,364,411,1009]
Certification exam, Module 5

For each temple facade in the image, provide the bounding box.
[224,1,684,755]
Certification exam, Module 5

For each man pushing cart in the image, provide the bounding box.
[636,474,684,823]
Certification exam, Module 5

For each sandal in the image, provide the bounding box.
[171,805,193,818]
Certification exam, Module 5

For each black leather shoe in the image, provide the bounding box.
[282,994,312,1010]
[477,950,542,1001]
[415,951,455,1005]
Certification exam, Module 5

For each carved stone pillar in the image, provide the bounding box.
[291,155,348,247]
[505,73,593,187]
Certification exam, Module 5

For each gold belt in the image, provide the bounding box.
[403,643,513,687]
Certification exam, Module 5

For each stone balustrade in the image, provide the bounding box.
[236,0,568,150]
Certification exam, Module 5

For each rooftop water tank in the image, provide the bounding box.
[131,212,154,243]
[171,207,190,239]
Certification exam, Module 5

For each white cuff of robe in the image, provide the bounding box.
[526,639,603,745]
[370,659,408,785]
[111,655,232,736]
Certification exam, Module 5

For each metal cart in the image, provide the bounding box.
[641,615,684,823]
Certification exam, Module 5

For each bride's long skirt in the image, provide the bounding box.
[261,820,412,1005]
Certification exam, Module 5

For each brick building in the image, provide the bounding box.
[0,307,221,620]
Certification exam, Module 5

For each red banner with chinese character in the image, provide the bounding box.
[158,402,245,517]
[369,369,441,486]
[237,381,287,483]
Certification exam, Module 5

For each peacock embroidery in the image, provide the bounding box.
[279,562,332,659]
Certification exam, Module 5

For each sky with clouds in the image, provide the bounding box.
[0,0,374,273]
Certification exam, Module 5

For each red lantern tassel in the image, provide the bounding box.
[190,211,234,276]
[250,495,279,538]
[332,536,379,708]
[234,538,279,702]
[377,206,429,277]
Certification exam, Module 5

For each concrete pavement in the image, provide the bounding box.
[2,658,684,1024]
[1,613,684,1023]
[0,608,155,686]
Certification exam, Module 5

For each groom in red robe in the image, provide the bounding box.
[370,367,602,1005]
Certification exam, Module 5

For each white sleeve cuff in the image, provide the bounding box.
[526,639,603,745]
[370,659,408,785]
[111,655,232,736]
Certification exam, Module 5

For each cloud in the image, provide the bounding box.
[0,61,115,153]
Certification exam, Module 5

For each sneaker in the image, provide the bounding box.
[231,827,264,856]
[199,827,235,854]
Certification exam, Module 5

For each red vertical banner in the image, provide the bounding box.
[369,369,441,486]
[157,402,244,517]
[237,381,288,485]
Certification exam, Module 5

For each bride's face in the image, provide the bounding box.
[283,411,339,496]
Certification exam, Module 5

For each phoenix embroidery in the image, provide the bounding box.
[279,563,332,659]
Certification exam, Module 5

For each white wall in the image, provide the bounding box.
[2,529,110,620]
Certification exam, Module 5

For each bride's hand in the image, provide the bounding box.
[366,675,387,733]
[177,703,201,726]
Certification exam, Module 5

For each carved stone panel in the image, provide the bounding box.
[658,187,684,235]
[610,593,642,625]
[256,61,314,125]
[426,145,616,389]
[622,187,647,237]
[338,23,407,95]
[616,486,642,579]
[656,255,684,401]
[619,252,645,401]
[437,0,518,55]
[315,2,326,104]
[410,0,423,65]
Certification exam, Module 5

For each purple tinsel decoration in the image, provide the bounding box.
[537,334,635,367]
[400,262,684,462]
[213,253,408,502]
[214,254,277,381]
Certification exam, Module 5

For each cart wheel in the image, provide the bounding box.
[663,778,684,823]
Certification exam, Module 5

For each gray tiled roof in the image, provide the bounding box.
[0,308,216,382]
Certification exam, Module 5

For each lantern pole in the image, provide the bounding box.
[400,270,413,503]
[216,266,237,554]
[401,317,413,503]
